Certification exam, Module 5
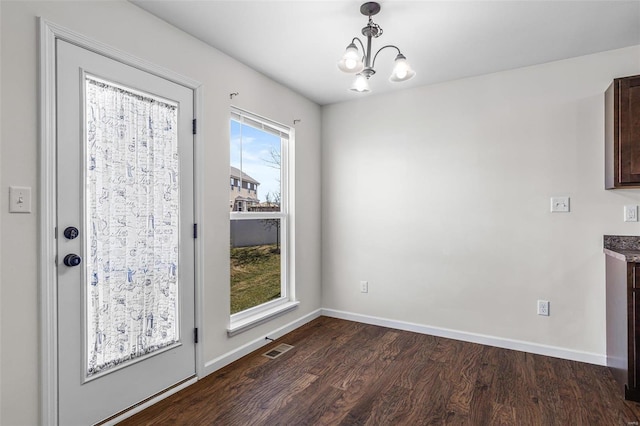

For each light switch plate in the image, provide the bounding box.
[550,196,570,213]
[625,205,639,222]
[9,186,32,213]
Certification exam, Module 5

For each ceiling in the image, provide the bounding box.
[131,1,640,106]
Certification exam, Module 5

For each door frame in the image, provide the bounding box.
[38,18,204,425]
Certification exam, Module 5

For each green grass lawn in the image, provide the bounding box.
[230,244,281,314]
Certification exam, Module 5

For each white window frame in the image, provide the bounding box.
[228,107,297,336]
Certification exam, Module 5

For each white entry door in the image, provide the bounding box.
[56,40,196,425]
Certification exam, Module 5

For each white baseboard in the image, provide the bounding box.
[202,306,605,382]
[321,308,606,366]
[203,308,322,376]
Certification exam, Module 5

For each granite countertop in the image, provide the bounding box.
[604,235,640,262]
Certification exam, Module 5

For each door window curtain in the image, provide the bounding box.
[85,76,180,377]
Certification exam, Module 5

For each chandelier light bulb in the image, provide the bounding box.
[350,74,371,93]
[390,54,416,82]
[338,43,364,73]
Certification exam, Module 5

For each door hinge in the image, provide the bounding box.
[194,327,199,344]
[193,223,198,238]
[192,118,197,135]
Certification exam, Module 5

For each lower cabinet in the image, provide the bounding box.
[606,255,640,401]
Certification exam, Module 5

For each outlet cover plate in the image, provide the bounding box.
[537,300,550,316]
[550,197,570,213]
[625,205,638,222]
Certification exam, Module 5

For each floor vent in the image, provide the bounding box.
[263,343,294,359]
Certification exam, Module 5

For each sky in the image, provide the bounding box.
[230,120,282,203]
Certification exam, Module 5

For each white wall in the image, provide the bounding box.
[0,1,321,424]
[322,46,640,361]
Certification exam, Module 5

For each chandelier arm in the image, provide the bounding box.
[352,37,367,61]
[371,45,401,69]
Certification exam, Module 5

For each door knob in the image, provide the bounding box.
[63,254,82,267]
[63,226,79,240]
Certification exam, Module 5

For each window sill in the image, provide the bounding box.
[227,301,299,337]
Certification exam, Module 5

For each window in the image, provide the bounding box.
[228,108,296,335]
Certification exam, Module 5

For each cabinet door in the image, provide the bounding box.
[633,290,640,389]
[618,76,640,184]
[632,265,640,390]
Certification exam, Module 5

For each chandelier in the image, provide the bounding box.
[338,1,415,93]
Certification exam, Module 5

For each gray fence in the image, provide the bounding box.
[230,219,279,248]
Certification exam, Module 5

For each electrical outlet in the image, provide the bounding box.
[360,280,368,293]
[550,196,570,213]
[537,300,550,316]
[625,205,638,222]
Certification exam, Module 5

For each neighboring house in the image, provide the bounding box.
[230,166,260,211]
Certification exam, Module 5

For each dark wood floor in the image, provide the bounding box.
[120,316,640,425]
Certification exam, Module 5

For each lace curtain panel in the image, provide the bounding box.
[85,76,180,377]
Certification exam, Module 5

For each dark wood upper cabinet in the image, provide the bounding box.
[606,75,640,189]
